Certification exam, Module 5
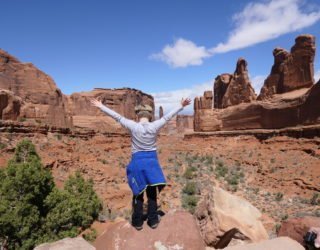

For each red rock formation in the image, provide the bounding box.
[194,91,213,131]
[94,211,206,250]
[194,80,320,131]
[0,50,155,132]
[0,49,72,127]
[176,115,193,132]
[214,58,256,109]
[66,88,154,131]
[214,74,232,109]
[0,89,21,120]
[258,35,315,100]
[159,106,164,118]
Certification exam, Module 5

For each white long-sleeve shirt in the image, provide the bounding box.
[99,105,184,154]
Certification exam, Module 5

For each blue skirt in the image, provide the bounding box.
[126,151,166,196]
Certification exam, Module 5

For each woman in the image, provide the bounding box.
[90,97,191,230]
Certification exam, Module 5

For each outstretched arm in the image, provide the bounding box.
[152,98,191,131]
[90,98,136,131]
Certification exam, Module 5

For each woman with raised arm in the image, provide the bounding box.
[90,97,191,230]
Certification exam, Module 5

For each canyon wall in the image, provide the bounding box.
[0,50,154,131]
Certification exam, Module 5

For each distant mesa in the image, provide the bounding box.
[194,34,320,132]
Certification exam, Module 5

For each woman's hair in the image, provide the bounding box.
[135,104,153,121]
[136,110,153,121]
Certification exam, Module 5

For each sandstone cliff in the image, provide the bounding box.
[66,88,154,132]
[258,34,315,100]
[194,34,319,132]
[0,50,154,132]
[194,82,320,131]
[0,49,72,127]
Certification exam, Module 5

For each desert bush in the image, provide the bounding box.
[82,228,97,242]
[310,193,320,205]
[182,195,198,214]
[0,139,102,250]
[0,142,7,150]
[215,164,228,178]
[182,182,197,195]
[275,192,284,201]
[183,166,197,179]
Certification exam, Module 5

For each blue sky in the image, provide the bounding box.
[1,0,320,113]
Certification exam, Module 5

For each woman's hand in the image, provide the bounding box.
[181,98,192,107]
[90,98,104,109]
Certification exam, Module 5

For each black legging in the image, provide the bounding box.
[132,185,162,222]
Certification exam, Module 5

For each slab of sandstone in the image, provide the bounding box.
[223,237,304,250]
[93,210,206,250]
[194,187,268,248]
[34,237,95,250]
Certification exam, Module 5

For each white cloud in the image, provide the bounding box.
[150,38,211,68]
[211,0,320,53]
[250,75,266,95]
[314,69,320,82]
[151,0,320,67]
[151,81,212,115]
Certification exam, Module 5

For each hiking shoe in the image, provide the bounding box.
[131,214,144,231]
[131,219,143,230]
[147,214,161,229]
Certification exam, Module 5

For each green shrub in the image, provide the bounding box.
[82,228,97,242]
[226,175,239,186]
[311,193,320,205]
[0,142,6,150]
[215,164,228,178]
[182,195,198,214]
[275,192,283,201]
[183,166,196,179]
[0,139,102,249]
[183,182,197,195]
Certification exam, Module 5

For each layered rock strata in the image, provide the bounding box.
[0,49,72,127]
[0,50,155,132]
[194,34,319,132]
[66,88,154,132]
[194,82,320,131]
[258,34,315,100]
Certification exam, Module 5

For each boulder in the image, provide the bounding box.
[94,210,206,250]
[223,237,304,250]
[258,34,315,100]
[278,216,320,245]
[34,237,95,250]
[194,187,268,247]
